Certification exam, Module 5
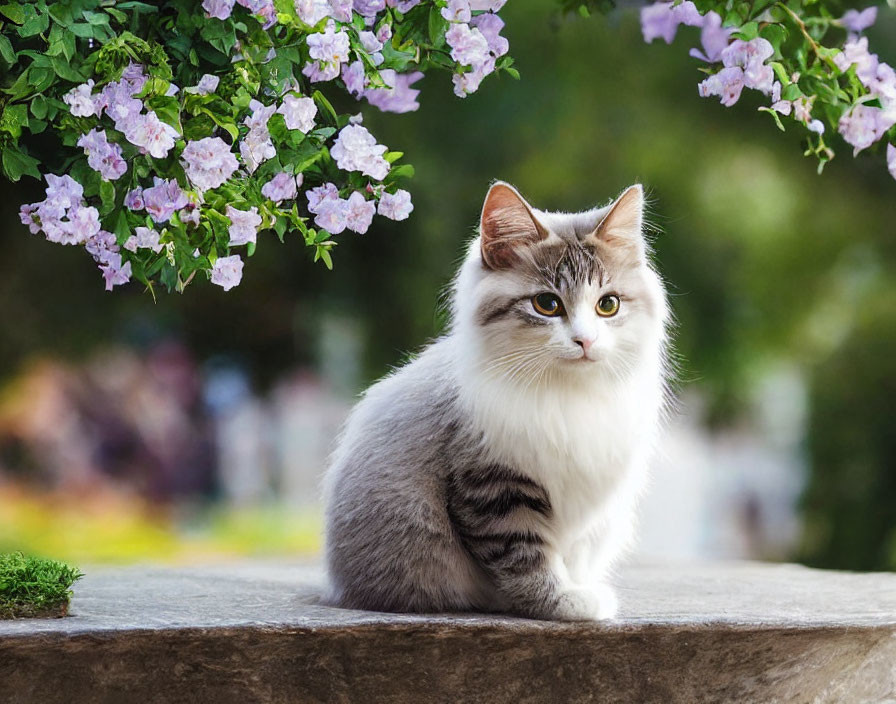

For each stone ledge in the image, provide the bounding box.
[1,561,894,703]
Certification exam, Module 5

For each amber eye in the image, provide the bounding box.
[597,294,620,317]
[532,293,565,317]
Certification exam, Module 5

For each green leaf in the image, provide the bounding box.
[427,7,448,45]
[0,3,25,24]
[31,95,48,119]
[18,11,50,38]
[0,35,15,65]
[99,181,116,216]
[1,148,42,181]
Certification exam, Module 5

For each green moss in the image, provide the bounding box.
[0,553,83,619]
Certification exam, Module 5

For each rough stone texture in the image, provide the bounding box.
[1,560,894,703]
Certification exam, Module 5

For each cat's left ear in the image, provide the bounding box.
[586,185,646,260]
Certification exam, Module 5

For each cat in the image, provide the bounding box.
[323,182,670,620]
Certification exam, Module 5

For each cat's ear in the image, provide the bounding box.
[587,185,646,260]
[480,182,548,269]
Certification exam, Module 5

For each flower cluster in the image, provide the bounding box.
[639,1,896,181]
[443,0,510,97]
[2,0,514,294]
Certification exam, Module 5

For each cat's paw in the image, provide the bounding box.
[554,583,618,621]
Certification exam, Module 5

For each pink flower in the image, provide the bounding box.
[278,95,317,132]
[344,191,376,234]
[143,178,189,223]
[182,137,239,191]
[378,189,413,221]
[364,70,423,113]
[840,7,877,34]
[211,255,244,291]
[698,66,744,106]
[226,205,262,246]
[262,172,302,203]
[330,124,390,181]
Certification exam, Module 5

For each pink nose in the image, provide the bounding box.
[574,337,594,352]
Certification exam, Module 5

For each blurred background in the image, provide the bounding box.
[1,1,894,570]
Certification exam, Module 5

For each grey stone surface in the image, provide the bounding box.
[1,560,895,703]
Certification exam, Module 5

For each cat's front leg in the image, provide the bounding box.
[446,465,617,621]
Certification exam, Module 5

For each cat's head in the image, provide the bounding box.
[454,182,669,384]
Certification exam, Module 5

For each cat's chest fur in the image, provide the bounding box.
[457,361,662,542]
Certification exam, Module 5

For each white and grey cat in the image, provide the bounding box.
[324,182,670,620]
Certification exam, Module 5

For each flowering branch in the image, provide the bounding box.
[1,0,513,293]
[633,0,896,180]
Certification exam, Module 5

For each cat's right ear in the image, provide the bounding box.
[479,182,548,270]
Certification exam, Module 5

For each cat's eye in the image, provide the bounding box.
[597,294,620,317]
[532,293,565,317]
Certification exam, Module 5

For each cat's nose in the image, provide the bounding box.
[573,337,595,352]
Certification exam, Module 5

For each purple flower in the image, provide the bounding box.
[143,177,189,223]
[100,80,143,130]
[245,99,278,132]
[65,205,102,244]
[85,230,119,265]
[378,189,413,221]
[838,104,894,155]
[262,172,302,203]
[181,206,201,227]
[187,74,221,95]
[182,137,239,191]
[294,0,330,25]
[307,182,340,213]
[63,80,98,117]
[354,0,385,16]
[688,11,733,63]
[888,144,896,181]
[376,23,392,43]
[203,0,235,19]
[124,226,163,253]
[390,0,421,11]
[278,95,318,132]
[77,129,127,181]
[330,124,390,181]
[641,1,701,44]
[364,70,423,113]
[721,38,774,94]
[124,188,145,211]
[468,0,504,9]
[100,253,132,291]
[359,31,384,65]
[698,66,745,107]
[239,130,276,173]
[211,255,244,291]
[226,205,262,246]
[306,21,350,64]
[342,61,368,97]
[446,23,490,67]
[442,0,471,23]
[124,111,179,159]
[327,0,353,21]
[313,198,348,234]
[471,13,509,57]
[344,191,376,234]
[841,7,877,34]
[19,204,40,234]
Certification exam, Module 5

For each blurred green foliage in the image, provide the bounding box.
[1,0,894,568]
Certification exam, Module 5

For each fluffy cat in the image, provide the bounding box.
[324,182,670,620]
